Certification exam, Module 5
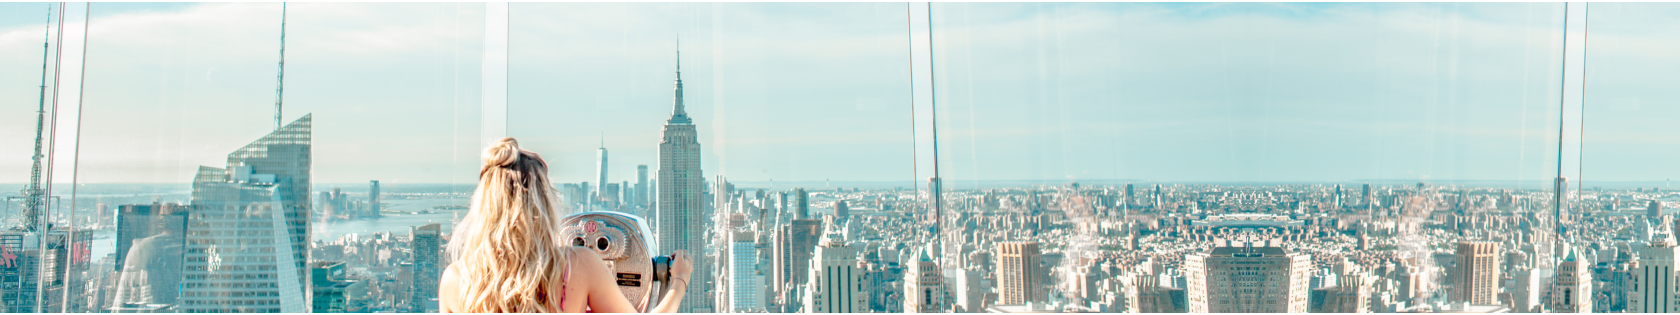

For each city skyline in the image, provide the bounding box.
[2,3,1680,313]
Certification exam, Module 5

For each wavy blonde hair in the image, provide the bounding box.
[448,137,571,312]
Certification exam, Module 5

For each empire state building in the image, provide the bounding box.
[657,48,710,312]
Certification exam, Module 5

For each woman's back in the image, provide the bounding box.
[439,138,691,313]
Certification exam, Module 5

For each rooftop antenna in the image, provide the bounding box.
[32,3,66,312]
[672,34,680,87]
[272,2,287,130]
[21,4,52,232]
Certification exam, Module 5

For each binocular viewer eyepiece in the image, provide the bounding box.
[650,255,672,283]
[558,211,679,312]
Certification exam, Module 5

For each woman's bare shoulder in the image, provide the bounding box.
[563,246,606,280]
[441,264,460,286]
[439,265,462,312]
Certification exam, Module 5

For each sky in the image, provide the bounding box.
[0,2,1675,186]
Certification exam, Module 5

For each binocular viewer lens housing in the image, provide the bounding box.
[558,211,677,312]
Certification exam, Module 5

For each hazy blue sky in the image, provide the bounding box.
[1,3,1675,186]
[1,3,484,185]
[931,2,1576,186]
[505,2,916,186]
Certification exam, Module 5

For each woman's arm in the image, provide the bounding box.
[649,250,693,313]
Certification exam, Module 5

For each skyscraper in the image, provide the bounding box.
[596,144,609,207]
[656,47,709,312]
[794,188,809,219]
[927,177,943,234]
[560,183,585,208]
[179,114,311,312]
[1555,177,1571,234]
[997,241,1043,306]
[1333,184,1344,210]
[1552,248,1593,313]
[636,165,649,208]
[834,200,849,222]
[582,182,593,207]
[905,249,946,312]
[727,230,761,313]
[1513,267,1542,312]
[716,176,732,218]
[1654,200,1666,218]
[310,261,355,313]
[602,183,621,207]
[410,223,442,312]
[1152,184,1163,209]
[621,181,632,208]
[777,191,789,222]
[773,219,822,297]
[805,234,864,313]
[1125,183,1135,207]
[368,180,381,218]
[1361,183,1372,206]
[1184,240,1312,313]
[1313,258,1374,313]
[0,229,94,313]
[1632,236,1680,313]
[1451,242,1499,305]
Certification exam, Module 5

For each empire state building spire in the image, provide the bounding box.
[668,40,691,125]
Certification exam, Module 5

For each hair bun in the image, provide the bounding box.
[484,137,522,167]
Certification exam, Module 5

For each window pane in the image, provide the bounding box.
[930,3,1564,313]
[1582,3,1680,198]
[0,2,1632,314]
[2,3,97,313]
[73,3,481,313]
[1,2,65,235]
[508,3,913,313]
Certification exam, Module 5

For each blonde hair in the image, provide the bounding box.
[448,137,571,312]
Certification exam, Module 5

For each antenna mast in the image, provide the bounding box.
[22,5,53,232]
[273,3,287,130]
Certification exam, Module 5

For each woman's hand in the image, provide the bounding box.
[669,250,694,285]
[650,250,693,313]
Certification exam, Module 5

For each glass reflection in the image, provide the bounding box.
[929,3,1565,313]
[72,3,481,313]
[2,1,1668,314]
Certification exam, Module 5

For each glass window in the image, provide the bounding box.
[930,3,1565,312]
[1581,3,1680,205]
[70,3,482,313]
[508,3,914,313]
[5,2,1663,314]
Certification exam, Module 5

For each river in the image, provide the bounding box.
[312,198,470,241]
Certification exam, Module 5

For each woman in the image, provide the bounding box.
[440,138,693,313]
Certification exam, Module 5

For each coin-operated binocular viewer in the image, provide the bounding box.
[557,212,679,312]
